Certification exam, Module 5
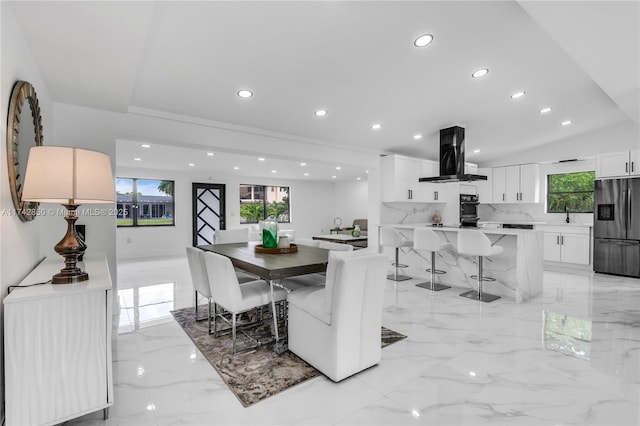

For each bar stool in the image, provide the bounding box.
[457,229,502,303]
[380,227,413,281]
[413,228,451,291]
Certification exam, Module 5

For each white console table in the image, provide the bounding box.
[4,254,113,426]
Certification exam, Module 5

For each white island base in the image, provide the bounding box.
[378,224,544,302]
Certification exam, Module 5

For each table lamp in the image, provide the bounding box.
[22,146,114,284]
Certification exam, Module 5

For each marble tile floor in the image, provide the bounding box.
[67,255,640,425]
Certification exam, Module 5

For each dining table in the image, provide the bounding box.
[198,241,329,353]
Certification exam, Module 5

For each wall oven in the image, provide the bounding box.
[460,194,479,227]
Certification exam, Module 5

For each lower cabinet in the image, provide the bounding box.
[542,228,591,265]
[4,255,113,426]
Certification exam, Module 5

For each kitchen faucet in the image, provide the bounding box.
[565,205,570,223]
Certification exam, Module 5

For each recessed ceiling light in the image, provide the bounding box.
[206,152,215,156]
[271,170,277,173]
[133,157,142,161]
[473,149,481,154]
[140,144,151,148]
[336,166,342,170]
[365,170,369,174]
[188,163,195,167]
[472,69,489,78]
[414,34,434,47]
[300,162,306,166]
[356,177,361,181]
[511,91,526,99]
[258,157,265,161]
[539,107,552,114]
[561,120,573,126]
[315,110,327,117]
[233,166,239,170]
[413,134,423,140]
[237,89,253,98]
[332,175,337,179]
[371,123,382,130]
[304,172,309,176]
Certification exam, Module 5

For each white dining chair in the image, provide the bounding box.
[186,247,214,332]
[202,251,288,354]
[287,250,388,381]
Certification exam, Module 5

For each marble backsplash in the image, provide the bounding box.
[479,203,594,225]
[381,202,440,225]
[381,202,594,226]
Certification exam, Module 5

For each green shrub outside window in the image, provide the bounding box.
[547,171,595,213]
[239,184,290,223]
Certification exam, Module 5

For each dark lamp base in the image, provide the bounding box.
[52,271,89,284]
[52,204,89,285]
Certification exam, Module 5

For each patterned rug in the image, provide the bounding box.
[171,306,407,407]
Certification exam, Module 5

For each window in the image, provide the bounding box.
[547,171,595,213]
[239,184,290,223]
[116,178,175,227]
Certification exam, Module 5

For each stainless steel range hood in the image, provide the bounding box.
[418,126,487,183]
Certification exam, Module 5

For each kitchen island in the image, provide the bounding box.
[377,224,544,302]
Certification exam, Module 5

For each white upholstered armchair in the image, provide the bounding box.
[287,250,388,382]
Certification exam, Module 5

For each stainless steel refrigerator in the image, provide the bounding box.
[594,178,640,278]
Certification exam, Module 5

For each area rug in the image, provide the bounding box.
[171,306,407,407]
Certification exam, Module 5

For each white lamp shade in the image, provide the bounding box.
[22,146,115,204]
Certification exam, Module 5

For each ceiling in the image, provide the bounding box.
[8,1,639,181]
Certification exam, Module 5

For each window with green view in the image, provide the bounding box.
[547,171,595,213]
[239,184,290,223]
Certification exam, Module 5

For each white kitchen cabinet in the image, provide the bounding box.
[492,163,540,203]
[492,167,507,203]
[381,155,444,202]
[505,165,520,202]
[381,155,421,202]
[519,163,540,202]
[633,150,640,176]
[420,160,443,202]
[539,225,591,265]
[4,255,113,426]
[596,150,640,178]
[476,167,492,203]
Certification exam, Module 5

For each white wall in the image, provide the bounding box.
[0,2,55,421]
[481,121,639,167]
[116,166,336,259]
[333,180,368,228]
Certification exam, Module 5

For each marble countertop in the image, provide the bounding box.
[378,223,541,236]
[479,221,593,228]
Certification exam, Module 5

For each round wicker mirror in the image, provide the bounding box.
[6,81,44,222]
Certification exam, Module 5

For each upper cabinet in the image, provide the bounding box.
[381,155,444,203]
[419,160,443,202]
[492,163,540,203]
[596,150,640,178]
[381,155,421,202]
[476,167,492,203]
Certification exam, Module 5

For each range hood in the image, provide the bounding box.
[418,126,487,183]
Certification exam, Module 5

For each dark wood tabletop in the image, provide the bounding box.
[198,241,329,281]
